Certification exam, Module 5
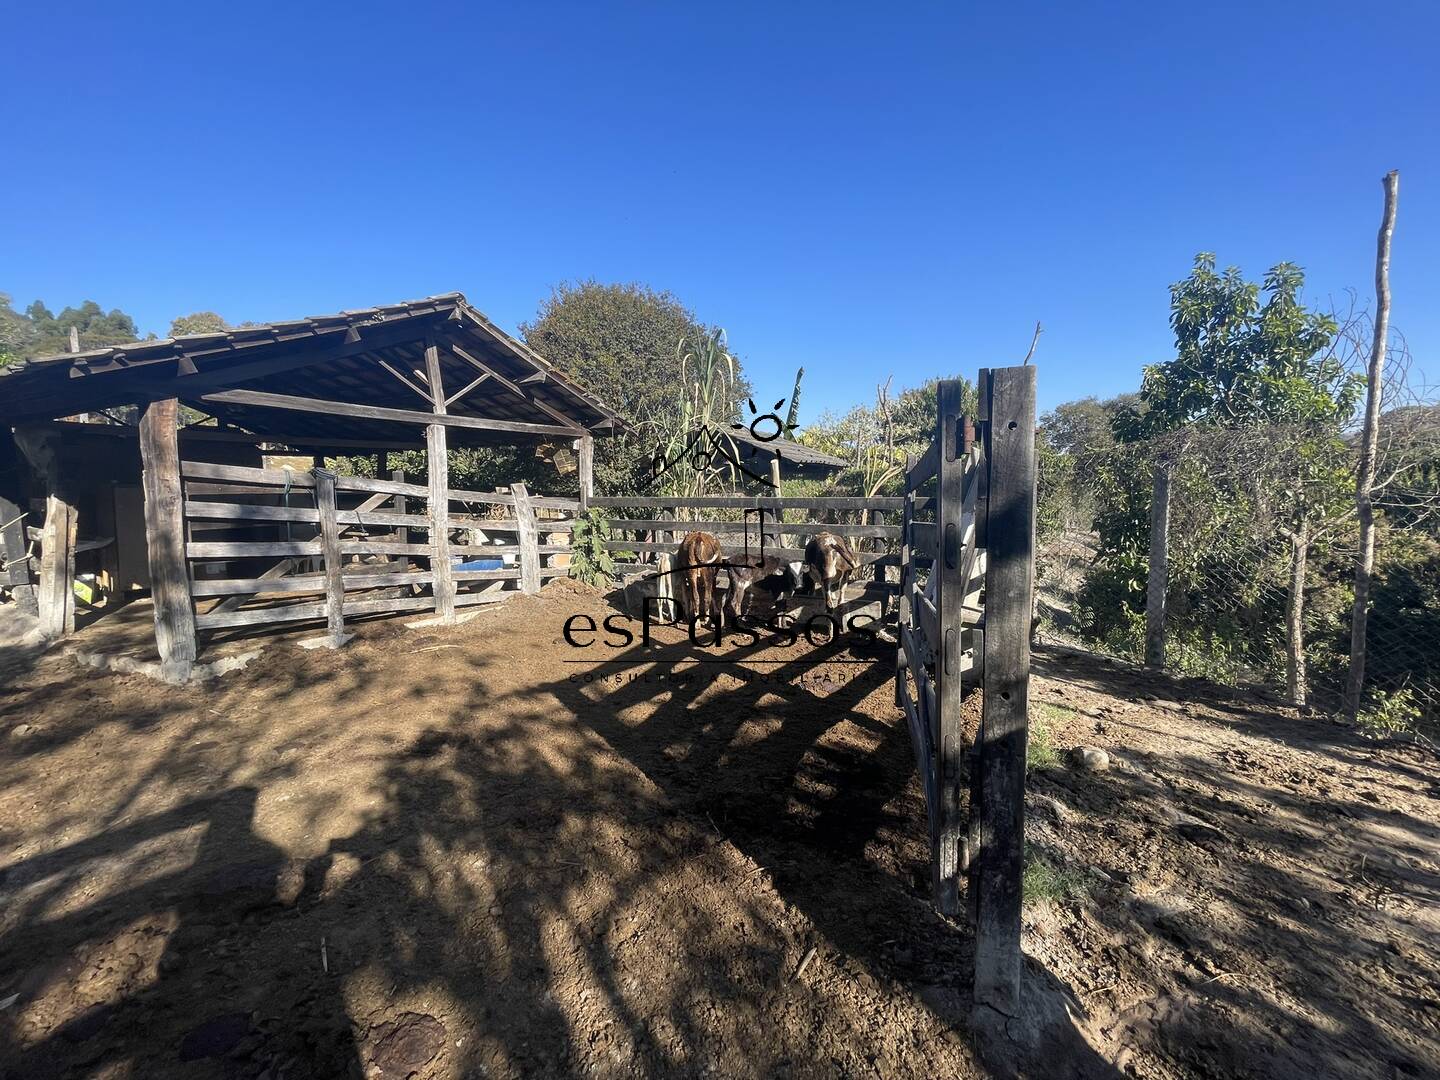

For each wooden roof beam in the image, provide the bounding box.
[199,387,579,438]
[376,358,436,405]
[448,343,584,433]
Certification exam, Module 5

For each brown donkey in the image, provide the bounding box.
[676,531,723,626]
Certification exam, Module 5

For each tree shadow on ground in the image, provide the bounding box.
[1,607,1128,1078]
[1026,646,1440,1079]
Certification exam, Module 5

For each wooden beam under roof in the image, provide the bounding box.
[449,343,585,433]
[199,387,579,438]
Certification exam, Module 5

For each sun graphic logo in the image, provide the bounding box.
[733,396,801,447]
[648,388,803,493]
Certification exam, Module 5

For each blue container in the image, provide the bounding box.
[454,557,505,572]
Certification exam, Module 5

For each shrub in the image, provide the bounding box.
[1356,686,1423,738]
[568,509,618,587]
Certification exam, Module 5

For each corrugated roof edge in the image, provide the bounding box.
[1,291,631,432]
[2,293,468,376]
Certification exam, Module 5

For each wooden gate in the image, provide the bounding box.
[895,366,1035,1012]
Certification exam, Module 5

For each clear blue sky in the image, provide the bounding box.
[3,1,1436,419]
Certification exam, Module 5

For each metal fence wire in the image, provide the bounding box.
[1037,419,1440,731]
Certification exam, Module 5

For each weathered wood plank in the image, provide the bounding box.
[974,365,1036,1016]
[182,500,432,529]
[196,600,328,629]
[36,495,78,638]
[448,342,586,432]
[934,378,967,915]
[427,424,455,621]
[188,540,323,558]
[192,570,435,597]
[315,469,347,645]
[455,589,515,608]
[592,495,909,511]
[335,474,429,498]
[208,557,300,612]
[201,387,578,438]
[578,434,594,512]
[606,519,901,539]
[453,568,520,582]
[897,676,939,839]
[602,540,896,566]
[181,460,315,488]
[906,437,940,490]
[909,520,938,560]
[184,501,321,524]
[140,401,197,674]
[512,482,541,595]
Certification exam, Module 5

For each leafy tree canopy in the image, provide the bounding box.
[520,281,753,494]
[170,311,228,337]
[21,298,142,359]
[1041,394,1136,457]
[1117,254,1361,440]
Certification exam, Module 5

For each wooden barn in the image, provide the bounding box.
[0,294,625,680]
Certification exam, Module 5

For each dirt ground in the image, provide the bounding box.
[0,581,1436,1079]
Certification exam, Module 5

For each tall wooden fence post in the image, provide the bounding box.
[578,434,594,513]
[314,469,349,647]
[974,365,1036,1018]
[1145,462,1171,669]
[427,424,456,622]
[934,379,968,914]
[391,469,409,545]
[138,400,199,679]
[513,482,541,594]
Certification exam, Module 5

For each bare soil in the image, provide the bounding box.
[0,581,1435,1079]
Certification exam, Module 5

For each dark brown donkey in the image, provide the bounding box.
[676,531,723,626]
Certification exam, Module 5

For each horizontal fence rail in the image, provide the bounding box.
[178,459,576,640]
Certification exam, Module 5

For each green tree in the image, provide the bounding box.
[170,311,228,337]
[520,281,752,495]
[17,298,141,358]
[1094,254,1362,704]
[0,294,33,369]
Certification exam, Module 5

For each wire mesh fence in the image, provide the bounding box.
[1037,417,1440,733]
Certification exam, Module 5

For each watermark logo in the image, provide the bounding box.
[647,394,800,492]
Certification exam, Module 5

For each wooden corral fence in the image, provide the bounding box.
[178,460,577,644]
[896,367,1036,1014]
[590,494,904,616]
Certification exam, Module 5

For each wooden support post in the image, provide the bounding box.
[934,380,968,915]
[973,365,1036,1017]
[427,425,456,621]
[1145,462,1171,669]
[896,453,914,708]
[392,469,408,544]
[36,495,78,638]
[138,400,199,678]
[513,482,541,595]
[314,469,348,646]
[578,434,594,512]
